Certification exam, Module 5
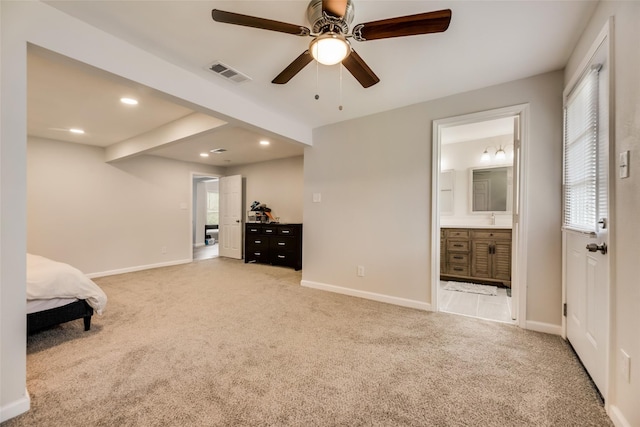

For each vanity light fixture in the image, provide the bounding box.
[120,97,139,105]
[200,153,210,157]
[69,128,85,134]
[481,144,512,162]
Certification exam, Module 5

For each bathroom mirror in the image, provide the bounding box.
[469,166,512,212]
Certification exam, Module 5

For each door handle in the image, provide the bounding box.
[586,243,607,254]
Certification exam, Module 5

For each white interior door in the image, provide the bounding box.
[563,37,609,396]
[219,174,242,259]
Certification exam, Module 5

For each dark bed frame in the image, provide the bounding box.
[27,300,93,335]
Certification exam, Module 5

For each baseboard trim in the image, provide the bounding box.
[525,320,562,336]
[0,389,30,423]
[301,280,431,311]
[608,405,632,427]
[86,259,192,279]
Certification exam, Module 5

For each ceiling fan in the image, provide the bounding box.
[211,0,451,88]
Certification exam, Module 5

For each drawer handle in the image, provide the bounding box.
[278,242,286,246]
[453,244,463,247]
[282,230,290,234]
[254,252,261,256]
[453,256,463,260]
[277,255,286,259]
[250,228,258,232]
[254,240,261,244]
[454,267,463,271]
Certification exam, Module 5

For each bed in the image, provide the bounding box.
[26,254,107,335]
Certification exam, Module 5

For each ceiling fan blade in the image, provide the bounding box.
[352,9,452,41]
[272,51,314,84]
[341,50,380,88]
[322,0,348,18]
[212,9,310,36]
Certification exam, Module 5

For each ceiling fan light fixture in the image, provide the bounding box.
[309,33,350,66]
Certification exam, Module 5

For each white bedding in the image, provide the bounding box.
[27,254,107,315]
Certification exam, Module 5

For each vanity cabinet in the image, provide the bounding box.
[245,223,302,270]
[441,228,511,287]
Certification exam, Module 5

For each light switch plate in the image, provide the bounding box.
[619,151,630,179]
[312,193,321,203]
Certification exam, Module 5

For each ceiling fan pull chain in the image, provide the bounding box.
[338,63,344,111]
[314,58,320,100]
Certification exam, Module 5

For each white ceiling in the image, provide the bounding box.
[30,1,597,165]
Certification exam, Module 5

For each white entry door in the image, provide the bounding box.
[219,174,242,259]
[563,35,609,396]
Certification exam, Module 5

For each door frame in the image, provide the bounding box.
[189,172,221,261]
[431,104,530,328]
[561,18,614,405]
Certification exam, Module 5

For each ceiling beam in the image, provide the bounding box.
[105,113,226,162]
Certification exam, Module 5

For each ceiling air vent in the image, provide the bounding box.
[210,148,227,154]
[207,61,251,84]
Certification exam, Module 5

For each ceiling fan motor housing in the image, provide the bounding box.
[307,0,354,34]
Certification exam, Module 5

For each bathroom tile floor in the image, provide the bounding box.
[438,281,513,323]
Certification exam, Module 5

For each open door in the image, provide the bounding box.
[219,174,243,259]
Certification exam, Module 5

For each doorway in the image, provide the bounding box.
[431,105,529,327]
[192,175,219,261]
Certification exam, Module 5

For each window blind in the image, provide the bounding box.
[563,66,600,233]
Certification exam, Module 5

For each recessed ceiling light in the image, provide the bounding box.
[260,140,270,146]
[200,153,210,157]
[69,128,85,134]
[210,148,227,154]
[120,97,139,105]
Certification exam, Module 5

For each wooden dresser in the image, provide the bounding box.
[441,227,511,287]
[245,223,302,270]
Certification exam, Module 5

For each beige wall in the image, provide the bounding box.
[27,137,224,276]
[565,2,640,426]
[227,156,304,224]
[303,71,564,325]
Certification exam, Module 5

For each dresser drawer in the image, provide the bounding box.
[448,253,469,265]
[447,265,470,276]
[262,226,278,235]
[447,240,469,252]
[246,225,262,234]
[246,237,268,251]
[445,229,470,239]
[472,230,511,240]
[246,250,269,264]
[277,225,299,236]
[270,251,296,267]
[270,236,295,250]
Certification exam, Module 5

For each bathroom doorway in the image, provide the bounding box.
[431,105,529,326]
[192,175,219,261]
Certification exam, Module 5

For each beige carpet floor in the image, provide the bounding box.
[4,258,611,426]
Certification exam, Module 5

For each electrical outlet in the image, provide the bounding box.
[620,349,631,383]
[313,193,322,203]
[357,265,365,277]
[161,246,167,254]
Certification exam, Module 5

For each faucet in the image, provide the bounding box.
[491,213,496,225]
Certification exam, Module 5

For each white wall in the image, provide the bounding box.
[565,3,640,426]
[27,137,224,276]
[226,156,304,224]
[303,70,563,322]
